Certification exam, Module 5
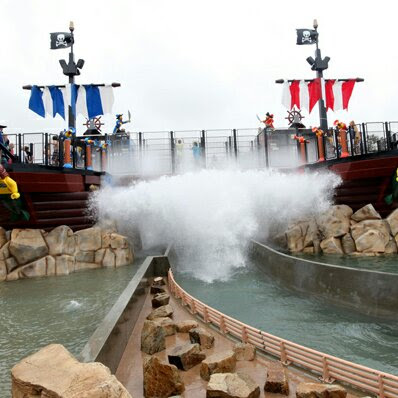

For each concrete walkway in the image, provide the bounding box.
[116,282,360,398]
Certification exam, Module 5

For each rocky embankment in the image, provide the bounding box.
[0,225,134,282]
[283,204,398,256]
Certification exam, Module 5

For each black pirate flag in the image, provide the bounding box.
[296,29,318,45]
[50,32,73,49]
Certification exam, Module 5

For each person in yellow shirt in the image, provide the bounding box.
[0,165,20,199]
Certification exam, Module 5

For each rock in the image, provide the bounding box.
[152,292,170,308]
[9,229,49,265]
[176,319,199,332]
[0,226,7,249]
[75,227,102,251]
[316,206,352,239]
[320,237,344,254]
[19,256,55,279]
[153,276,165,286]
[56,254,75,275]
[143,356,184,398]
[264,363,289,395]
[303,247,314,254]
[147,304,174,320]
[153,317,176,336]
[0,241,10,260]
[207,372,260,398]
[44,225,76,256]
[351,220,390,246]
[355,229,386,253]
[351,204,381,222]
[102,248,116,267]
[285,225,304,252]
[110,233,129,249]
[0,260,6,281]
[341,233,356,254]
[95,248,105,264]
[385,236,398,254]
[200,350,237,381]
[189,327,215,349]
[150,284,166,294]
[141,320,166,355]
[303,219,320,248]
[387,208,398,236]
[11,344,131,398]
[168,343,206,370]
[5,256,19,273]
[296,382,347,398]
[114,247,134,267]
[6,269,19,281]
[233,343,256,361]
[75,250,95,263]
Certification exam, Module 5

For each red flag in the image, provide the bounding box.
[289,80,300,109]
[342,80,356,110]
[325,79,335,111]
[308,78,321,113]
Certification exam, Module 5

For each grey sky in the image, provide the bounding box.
[1,0,397,135]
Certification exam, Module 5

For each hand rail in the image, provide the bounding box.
[167,269,398,398]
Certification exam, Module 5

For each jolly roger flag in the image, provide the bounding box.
[50,32,73,50]
[296,29,318,45]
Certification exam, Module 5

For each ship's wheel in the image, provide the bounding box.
[285,108,304,126]
[83,116,104,132]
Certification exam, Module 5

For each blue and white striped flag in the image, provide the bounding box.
[28,84,114,120]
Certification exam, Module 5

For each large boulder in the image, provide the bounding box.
[296,382,346,398]
[141,320,166,355]
[341,234,356,254]
[189,327,215,349]
[11,344,131,398]
[285,225,304,252]
[0,226,7,249]
[175,320,199,332]
[114,247,134,267]
[55,255,75,275]
[44,225,76,256]
[355,230,386,253]
[102,248,116,267]
[153,317,176,336]
[385,237,398,254]
[316,205,352,239]
[0,260,6,281]
[207,373,260,398]
[9,229,49,265]
[75,250,95,263]
[168,343,206,371]
[143,356,184,398]
[351,204,381,222]
[5,256,19,273]
[351,220,390,247]
[320,237,344,254]
[147,304,173,320]
[152,292,170,308]
[264,363,289,395]
[386,208,398,236]
[19,256,55,279]
[0,241,10,260]
[75,227,102,251]
[200,350,237,381]
[233,343,256,361]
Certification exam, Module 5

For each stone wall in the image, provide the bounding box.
[283,204,398,256]
[0,224,134,282]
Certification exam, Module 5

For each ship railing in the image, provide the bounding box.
[167,268,398,398]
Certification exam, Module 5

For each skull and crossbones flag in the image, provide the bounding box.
[50,32,73,49]
[296,29,318,45]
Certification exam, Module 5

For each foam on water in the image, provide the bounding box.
[93,169,341,282]
[64,300,82,311]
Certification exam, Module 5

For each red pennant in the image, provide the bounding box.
[308,78,321,113]
[289,80,300,110]
[342,80,356,110]
[325,80,335,111]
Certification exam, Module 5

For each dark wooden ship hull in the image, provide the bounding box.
[1,164,103,231]
[306,151,398,217]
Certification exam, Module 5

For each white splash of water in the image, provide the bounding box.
[93,169,341,282]
[65,300,82,310]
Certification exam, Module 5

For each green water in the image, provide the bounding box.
[174,260,398,376]
[0,263,139,397]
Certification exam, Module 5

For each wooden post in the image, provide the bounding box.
[85,144,93,170]
[63,139,72,168]
[340,128,349,158]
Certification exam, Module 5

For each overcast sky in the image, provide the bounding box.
[1,0,397,135]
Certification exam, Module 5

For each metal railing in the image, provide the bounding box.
[168,268,398,398]
[3,121,397,175]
